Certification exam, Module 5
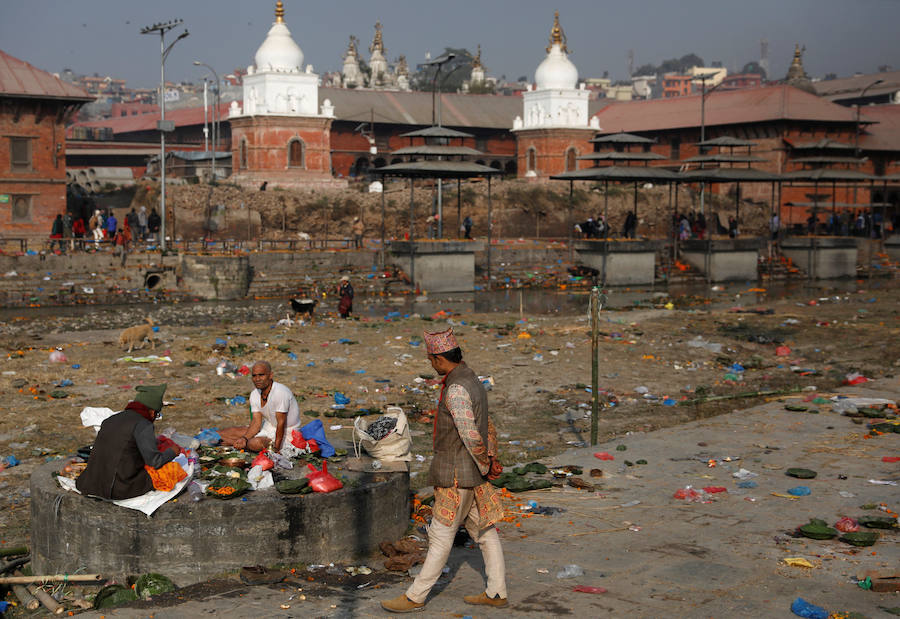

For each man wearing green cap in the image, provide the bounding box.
[76,384,178,500]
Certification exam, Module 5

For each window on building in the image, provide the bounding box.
[239,139,248,170]
[565,148,577,172]
[11,195,32,222]
[288,139,305,168]
[874,160,886,177]
[670,137,681,160]
[475,137,488,152]
[527,147,537,173]
[10,138,32,172]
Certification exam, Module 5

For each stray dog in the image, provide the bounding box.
[119,318,155,353]
[290,298,317,320]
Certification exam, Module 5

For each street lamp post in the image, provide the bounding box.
[855,79,884,157]
[194,61,220,184]
[853,79,883,211]
[424,52,456,239]
[141,19,189,252]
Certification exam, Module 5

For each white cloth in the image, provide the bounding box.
[57,461,193,517]
[80,407,117,434]
[250,381,301,437]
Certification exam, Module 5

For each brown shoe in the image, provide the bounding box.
[381,594,425,613]
[463,591,508,607]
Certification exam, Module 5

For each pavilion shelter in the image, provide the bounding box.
[552,132,678,286]
[374,126,500,287]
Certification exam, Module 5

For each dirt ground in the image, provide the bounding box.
[1,280,898,556]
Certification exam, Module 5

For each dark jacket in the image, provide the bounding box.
[430,362,488,488]
[76,409,176,500]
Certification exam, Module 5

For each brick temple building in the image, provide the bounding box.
[511,12,600,180]
[0,50,92,237]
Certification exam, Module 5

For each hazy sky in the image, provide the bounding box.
[2,0,898,88]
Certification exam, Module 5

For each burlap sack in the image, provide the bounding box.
[353,407,412,462]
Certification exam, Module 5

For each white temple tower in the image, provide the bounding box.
[512,12,598,179]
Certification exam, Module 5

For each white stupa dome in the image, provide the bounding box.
[254,4,304,73]
[535,43,578,90]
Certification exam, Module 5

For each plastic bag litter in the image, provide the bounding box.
[80,407,117,433]
[49,349,67,363]
[687,336,722,353]
[790,597,828,619]
[247,464,274,491]
[556,564,584,579]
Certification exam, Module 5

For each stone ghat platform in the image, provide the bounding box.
[30,459,409,585]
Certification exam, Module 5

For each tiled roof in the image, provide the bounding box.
[72,102,233,134]
[814,71,900,101]
[0,50,93,101]
[72,88,611,135]
[592,85,860,135]
[860,105,900,152]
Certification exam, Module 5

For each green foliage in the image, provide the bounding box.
[635,53,706,77]
[411,47,474,92]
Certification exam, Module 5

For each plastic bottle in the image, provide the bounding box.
[188,481,204,502]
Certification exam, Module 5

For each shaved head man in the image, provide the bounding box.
[220,361,302,453]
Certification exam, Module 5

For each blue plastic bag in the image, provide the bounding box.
[790,597,828,619]
[787,486,811,496]
[334,392,350,405]
[300,419,335,458]
[194,428,222,446]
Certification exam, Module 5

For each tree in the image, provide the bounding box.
[411,47,474,92]
[741,61,767,80]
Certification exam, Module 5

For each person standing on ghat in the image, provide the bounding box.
[382,327,507,613]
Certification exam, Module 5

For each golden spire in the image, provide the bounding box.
[472,44,482,69]
[371,21,384,53]
[546,11,568,54]
[275,1,285,23]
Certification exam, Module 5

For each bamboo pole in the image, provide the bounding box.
[28,584,64,614]
[0,574,103,585]
[0,545,28,558]
[678,386,801,406]
[590,287,599,446]
[13,584,39,610]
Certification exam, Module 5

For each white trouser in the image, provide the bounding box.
[406,488,506,603]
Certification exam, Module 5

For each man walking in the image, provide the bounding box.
[382,327,507,613]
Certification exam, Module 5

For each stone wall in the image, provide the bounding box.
[31,459,410,585]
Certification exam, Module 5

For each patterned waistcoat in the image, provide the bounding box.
[430,362,489,488]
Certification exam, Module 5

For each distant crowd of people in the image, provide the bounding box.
[49,206,161,256]
[805,210,898,238]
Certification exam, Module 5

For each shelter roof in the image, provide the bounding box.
[789,156,866,165]
[592,85,861,135]
[374,160,501,178]
[577,151,666,161]
[399,126,474,139]
[682,154,766,163]
[781,168,873,181]
[695,136,757,147]
[390,145,484,156]
[680,167,781,182]
[589,131,655,144]
[551,166,678,182]
[0,50,93,102]
[787,138,854,150]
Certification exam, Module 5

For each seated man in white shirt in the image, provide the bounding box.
[220,361,302,453]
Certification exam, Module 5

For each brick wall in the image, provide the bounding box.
[515,128,595,179]
[0,98,69,237]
